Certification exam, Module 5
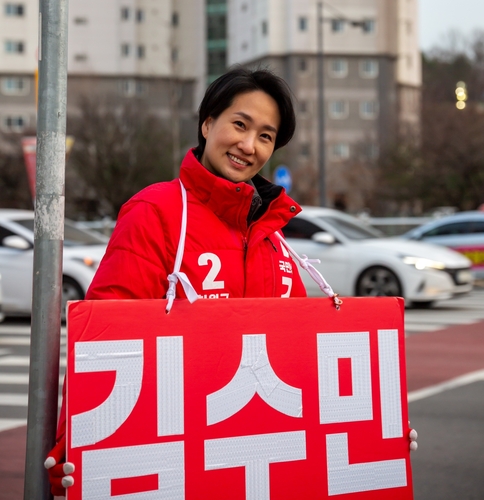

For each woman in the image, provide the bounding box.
[45,66,309,495]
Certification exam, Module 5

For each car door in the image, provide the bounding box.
[0,223,34,314]
[282,217,350,296]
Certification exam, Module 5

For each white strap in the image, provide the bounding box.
[166,180,199,313]
[274,232,343,310]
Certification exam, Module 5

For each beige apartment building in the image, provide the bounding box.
[228,0,421,210]
[0,0,204,149]
[1,0,421,211]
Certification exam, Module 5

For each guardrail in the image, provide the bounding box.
[76,216,435,238]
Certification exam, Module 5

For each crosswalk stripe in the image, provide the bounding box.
[0,394,28,406]
[0,374,64,385]
[0,337,31,345]
[0,418,26,432]
[0,356,66,367]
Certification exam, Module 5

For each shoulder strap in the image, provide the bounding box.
[165,180,199,313]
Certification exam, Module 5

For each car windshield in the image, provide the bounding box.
[13,218,108,246]
[318,216,382,240]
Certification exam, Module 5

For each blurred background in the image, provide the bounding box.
[1,0,483,220]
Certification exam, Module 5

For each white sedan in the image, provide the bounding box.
[282,207,474,307]
[0,209,108,318]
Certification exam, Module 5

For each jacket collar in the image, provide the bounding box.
[179,148,301,237]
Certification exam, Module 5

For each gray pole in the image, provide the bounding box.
[24,0,68,498]
[317,2,326,207]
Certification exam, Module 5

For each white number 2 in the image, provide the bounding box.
[199,253,225,290]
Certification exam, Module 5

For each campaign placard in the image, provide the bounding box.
[66,297,413,499]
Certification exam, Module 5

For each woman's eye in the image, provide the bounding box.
[261,133,273,141]
[234,121,245,128]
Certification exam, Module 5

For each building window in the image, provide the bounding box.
[172,11,179,26]
[329,58,348,78]
[299,16,308,31]
[120,7,130,20]
[118,79,147,97]
[298,57,307,72]
[261,20,268,36]
[136,9,144,22]
[331,19,345,33]
[329,100,348,119]
[360,59,379,78]
[362,19,376,33]
[5,40,24,54]
[299,100,308,113]
[5,3,24,16]
[137,45,145,59]
[207,13,226,40]
[1,77,29,95]
[366,143,379,160]
[2,115,28,132]
[208,50,226,77]
[121,44,130,57]
[74,53,87,62]
[360,100,379,119]
[300,143,310,157]
[171,47,178,62]
[73,17,88,24]
[331,143,350,160]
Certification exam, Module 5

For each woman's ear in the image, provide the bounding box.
[201,117,213,139]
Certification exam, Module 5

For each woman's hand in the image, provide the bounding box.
[44,433,75,497]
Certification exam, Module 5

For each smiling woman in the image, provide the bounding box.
[46,66,309,496]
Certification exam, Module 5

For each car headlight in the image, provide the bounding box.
[72,256,100,269]
[402,256,446,270]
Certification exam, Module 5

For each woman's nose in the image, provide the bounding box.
[238,135,256,155]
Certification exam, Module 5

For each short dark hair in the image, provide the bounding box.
[195,66,296,156]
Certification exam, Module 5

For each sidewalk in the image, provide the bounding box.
[2,318,484,499]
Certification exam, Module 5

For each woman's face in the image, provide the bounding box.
[200,90,280,183]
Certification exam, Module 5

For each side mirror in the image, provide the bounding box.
[2,235,31,250]
[311,231,336,245]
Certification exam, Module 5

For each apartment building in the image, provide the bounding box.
[0,0,204,146]
[228,0,421,210]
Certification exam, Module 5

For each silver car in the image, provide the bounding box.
[401,211,484,279]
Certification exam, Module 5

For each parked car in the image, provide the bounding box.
[400,211,484,279]
[0,209,108,318]
[282,207,474,307]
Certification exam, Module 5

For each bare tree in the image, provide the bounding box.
[0,133,32,209]
[66,95,174,219]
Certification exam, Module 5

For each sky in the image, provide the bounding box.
[419,0,484,51]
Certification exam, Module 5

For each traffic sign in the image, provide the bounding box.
[273,165,292,193]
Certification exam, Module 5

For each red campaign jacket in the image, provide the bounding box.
[86,149,307,301]
[56,150,306,445]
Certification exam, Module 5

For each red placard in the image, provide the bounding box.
[66,297,413,499]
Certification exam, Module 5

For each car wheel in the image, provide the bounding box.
[356,266,403,297]
[62,277,84,321]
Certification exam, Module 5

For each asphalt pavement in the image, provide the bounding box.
[1,290,483,499]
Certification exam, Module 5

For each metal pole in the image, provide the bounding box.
[317,2,326,207]
[24,0,68,498]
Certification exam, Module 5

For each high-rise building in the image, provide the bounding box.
[227,0,421,210]
[0,0,205,148]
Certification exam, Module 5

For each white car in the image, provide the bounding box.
[0,209,108,318]
[282,207,474,307]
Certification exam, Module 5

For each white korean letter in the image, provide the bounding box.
[157,336,184,436]
[71,340,143,448]
[326,433,407,495]
[378,329,403,438]
[205,431,306,500]
[317,332,372,424]
[207,334,302,425]
[83,442,185,499]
